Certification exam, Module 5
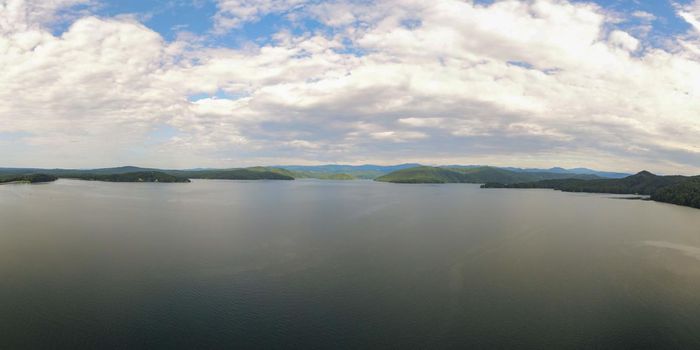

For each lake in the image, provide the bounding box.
[2,179,700,348]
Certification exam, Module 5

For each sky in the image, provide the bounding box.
[1,0,700,173]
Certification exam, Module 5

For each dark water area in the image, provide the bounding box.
[2,179,700,349]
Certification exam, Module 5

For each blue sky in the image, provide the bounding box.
[2,0,700,172]
[86,1,697,46]
[92,0,324,45]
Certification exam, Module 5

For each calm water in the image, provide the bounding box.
[2,179,700,349]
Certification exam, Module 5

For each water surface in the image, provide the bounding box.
[2,179,700,348]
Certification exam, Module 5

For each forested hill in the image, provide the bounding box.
[0,167,295,182]
[222,167,355,180]
[0,174,58,184]
[483,171,700,209]
[653,177,700,209]
[64,171,190,183]
[482,171,685,194]
[375,167,471,183]
[279,164,420,179]
[167,168,294,180]
[374,166,599,184]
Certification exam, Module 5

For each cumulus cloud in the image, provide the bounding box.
[0,0,94,33]
[1,0,700,173]
[608,30,639,51]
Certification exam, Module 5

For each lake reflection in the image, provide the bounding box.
[2,179,700,349]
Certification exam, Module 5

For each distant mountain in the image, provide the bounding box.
[279,164,420,179]
[0,164,631,182]
[375,166,600,184]
[281,163,420,173]
[484,166,630,179]
[75,166,159,175]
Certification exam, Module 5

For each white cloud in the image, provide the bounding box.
[398,117,446,128]
[287,139,320,149]
[632,11,656,21]
[677,1,700,33]
[0,0,93,33]
[370,130,427,142]
[608,30,639,52]
[212,0,307,33]
[2,0,700,173]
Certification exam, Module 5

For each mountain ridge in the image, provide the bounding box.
[0,164,642,181]
[375,166,601,184]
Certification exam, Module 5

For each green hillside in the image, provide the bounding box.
[245,167,297,178]
[293,171,356,180]
[651,176,700,209]
[375,166,599,184]
[482,171,700,210]
[483,171,687,195]
[65,171,190,183]
[317,173,356,180]
[0,174,58,184]
[448,166,598,183]
[0,166,295,181]
[0,164,627,182]
[279,164,419,179]
[169,168,294,180]
[375,166,468,183]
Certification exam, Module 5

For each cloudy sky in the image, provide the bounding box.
[1,0,700,173]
